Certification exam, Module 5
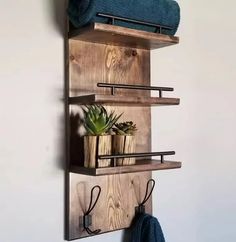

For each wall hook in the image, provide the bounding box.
[135,179,155,214]
[83,185,101,235]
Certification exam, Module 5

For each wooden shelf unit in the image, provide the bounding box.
[66,21,181,240]
[70,160,181,176]
[68,94,180,106]
[69,22,179,50]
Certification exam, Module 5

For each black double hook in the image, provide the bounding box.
[83,185,101,235]
[82,180,155,235]
[135,179,156,214]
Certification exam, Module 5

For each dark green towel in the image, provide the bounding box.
[67,0,180,35]
[130,213,165,242]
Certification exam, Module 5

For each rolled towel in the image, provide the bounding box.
[130,213,165,242]
[67,0,180,35]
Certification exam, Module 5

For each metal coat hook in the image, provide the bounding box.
[135,179,156,214]
[83,185,101,235]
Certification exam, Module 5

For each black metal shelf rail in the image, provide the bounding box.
[97,13,173,34]
[98,151,175,167]
[97,82,174,98]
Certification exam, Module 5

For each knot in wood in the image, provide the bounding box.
[70,55,75,61]
[124,49,137,57]
[115,202,120,208]
[132,50,138,56]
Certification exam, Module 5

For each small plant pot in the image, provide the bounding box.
[113,135,136,166]
[84,135,112,168]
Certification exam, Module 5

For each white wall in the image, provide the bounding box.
[0,0,235,242]
[151,1,236,242]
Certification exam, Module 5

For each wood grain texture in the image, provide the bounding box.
[67,40,152,240]
[68,172,152,240]
[84,135,112,168]
[69,23,179,50]
[69,40,151,159]
[113,135,136,165]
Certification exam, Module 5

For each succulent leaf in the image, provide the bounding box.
[83,105,122,135]
[112,121,137,135]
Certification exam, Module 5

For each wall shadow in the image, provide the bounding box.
[49,0,68,171]
[50,0,67,36]
[70,112,84,166]
[48,0,69,240]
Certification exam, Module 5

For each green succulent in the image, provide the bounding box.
[112,121,137,135]
[82,105,122,135]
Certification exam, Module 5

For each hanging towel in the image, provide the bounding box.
[130,213,165,242]
[67,0,180,35]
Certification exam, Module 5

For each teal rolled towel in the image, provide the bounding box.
[67,0,180,35]
[130,213,165,242]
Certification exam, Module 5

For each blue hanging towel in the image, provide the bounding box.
[130,213,165,242]
[67,0,180,35]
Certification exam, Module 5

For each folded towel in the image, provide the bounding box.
[130,213,165,242]
[67,0,180,35]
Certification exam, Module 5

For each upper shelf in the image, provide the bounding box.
[69,22,179,50]
[69,94,180,106]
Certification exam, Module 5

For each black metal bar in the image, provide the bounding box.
[98,83,173,92]
[97,83,174,97]
[97,13,173,32]
[98,151,175,160]
[109,17,115,25]
[111,86,115,95]
[113,157,117,167]
[160,155,164,163]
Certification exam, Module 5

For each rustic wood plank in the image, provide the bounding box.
[67,40,152,240]
[84,135,112,168]
[68,172,152,240]
[68,94,180,106]
[113,135,136,166]
[70,160,182,176]
[69,23,179,50]
[69,40,151,157]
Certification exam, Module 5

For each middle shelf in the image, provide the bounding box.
[68,83,180,106]
[69,94,179,106]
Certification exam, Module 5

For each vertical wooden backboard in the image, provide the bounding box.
[67,40,152,240]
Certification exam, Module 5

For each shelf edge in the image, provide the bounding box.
[68,94,180,106]
[70,160,182,176]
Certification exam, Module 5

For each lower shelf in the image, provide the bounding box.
[70,160,182,176]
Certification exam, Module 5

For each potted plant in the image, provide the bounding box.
[112,121,137,166]
[82,105,122,168]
